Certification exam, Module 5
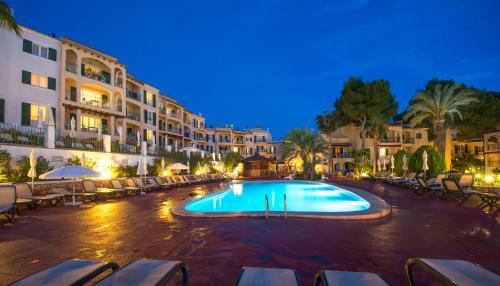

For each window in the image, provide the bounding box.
[30,104,47,122]
[145,129,154,141]
[416,132,423,139]
[80,115,101,132]
[379,148,387,157]
[22,70,56,90]
[23,39,56,61]
[31,73,48,88]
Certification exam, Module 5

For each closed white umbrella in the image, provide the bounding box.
[402,154,408,171]
[164,137,168,151]
[28,149,37,191]
[136,155,145,176]
[81,152,86,168]
[37,108,44,128]
[422,150,429,179]
[377,159,381,172]
[97,126,102,140]
[136,131,141,147]
[218,153,221,161]
[40,166,100,206]
[174,140,178,152]
[212,152,216,161]
[70,117,76,138]
[161,158,165,175]
[187,160,191,174]
[390,156,395,170]
[117,126,123,144]
[382,158,386,171]
[203,163,210,174]
[47,105,55,126]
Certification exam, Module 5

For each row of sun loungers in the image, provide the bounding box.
[371,172,499,209]
[10,257,499,285]
[0,174,228,224]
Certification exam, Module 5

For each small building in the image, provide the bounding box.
[243,152,271,177]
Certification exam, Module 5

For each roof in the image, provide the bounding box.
[243,154,271,162]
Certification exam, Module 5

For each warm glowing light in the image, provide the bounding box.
[93,159,115,179]
[361,172,368,177]
[475,173,482,179]
[484,174,494,184]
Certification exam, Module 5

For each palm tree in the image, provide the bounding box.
[0,1,22,36]
[403,83,477,156]
[280,128,327,179]
[316,111,337,174]
[369,113,389,174]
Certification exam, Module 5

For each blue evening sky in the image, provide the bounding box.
[9,0,500,139]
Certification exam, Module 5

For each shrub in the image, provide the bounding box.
[11,156,53,182]
[452,153,484,174]
[408,145,446,176]
[65,155,96,169]
[222,152,242,172]
[0,150,12,182]
[393,150,412,176]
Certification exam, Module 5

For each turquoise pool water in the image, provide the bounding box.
[185,181,371,213]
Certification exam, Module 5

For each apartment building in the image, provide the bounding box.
[323,124,429,171]
[0,25,273,157]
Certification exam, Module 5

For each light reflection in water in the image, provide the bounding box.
[158,200,175,222]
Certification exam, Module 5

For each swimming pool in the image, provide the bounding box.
[184,181,375,215]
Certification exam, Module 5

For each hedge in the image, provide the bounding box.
[408,145,446,176]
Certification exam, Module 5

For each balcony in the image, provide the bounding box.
[126,111,141,121]
[219,138,231,143]
[234,140,245,144]
[126,90,141,101]
[184,132,191,138]
[332,153,352,158]
[65,63,77,74]
[255,138,266,143]
[168,113,180,120]
[380,137,401,144]
[167,127,182,135]
[159,107,166,114]
[81,98,109,110]
[82,69,110,84]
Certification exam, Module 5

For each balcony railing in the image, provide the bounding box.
[159,107,166,114]
[115,79,123,88]
[234,140,245,144]
[126,111,141,121]
[167,127,182,135]
[0,123,45,146]
[65,63,77,74]
[184,132,191,138]
[168,113,180,119]
[380,137,401,143]
[81,99,110,110]
[82,69,110,84]
[332,153,352,158]
[55,134,104,151]
[219,138,231,143]
[255,138,266,143]
[126,90,141,101]
[403,138,415,144]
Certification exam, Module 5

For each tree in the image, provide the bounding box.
[0,1,22,36]
[408,145,446,177]
[392,149,412,177]
[316,111,338,174]
[452,153,483,174]
[455,89,500,139]
[280,128,326,179]
[222,152,242,173]
[11,156,53,182]
[404,83,477,157]
[369,113,389,174]
[333,77,398,153]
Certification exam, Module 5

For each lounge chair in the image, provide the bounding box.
[284,173,295,180]
[147,178,163,190]
[402,173,423,189]
[405,258,500,286]
[415,177,444,196]
[17,136,30,145]
[0,133,14,143]
[164,176,181,187]
[458,174,474,190]
[13,182,64,209]
[389,172,415,185]
[9,259,119,286]
[111,179,140,196]
[133,177,155,192]
[321,174,329,182]
[94,259,188,286]
[314,270,390,286]
[50,187,100,203]
[428,173,447,187]
[442,178,498,207]
[82,180,116,199]
[235,267,301,286]
[155,177,172,189]
[0,186,16,223]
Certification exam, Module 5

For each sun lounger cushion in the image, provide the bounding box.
[315,270,389,286]
[406,258,500,286]
[235,267,300,286]
[9,259,119,286]
[94,259,188,286]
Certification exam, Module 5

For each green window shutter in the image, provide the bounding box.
[153,113,156,125]
[81,64,85,75]
[102,94,108,103]
[101,119,108,132]
[22,70,31,84]
[48,48,57,61]
[48,77,56,90]
[21,102,31,126]
[144,110,148,123]
[143,129,147,142]
[0,98,5,123]
[70,86,77,101]
[143,91,147,104]
[22,39,32,53]
[101,71,110,84]
[153,131,156,141]
[153,94,156,107]
[51,107,56,127]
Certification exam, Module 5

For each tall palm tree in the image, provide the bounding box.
[0,1,21,36]
[369,113,389,174]
[316,111,337,174]
[280,128,326,179]
[403,83,477,156]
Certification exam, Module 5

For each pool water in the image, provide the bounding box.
[185,181,370,213]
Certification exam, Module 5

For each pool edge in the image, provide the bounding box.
[171,181,391,220]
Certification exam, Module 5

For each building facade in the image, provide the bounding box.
[0,26,272,159]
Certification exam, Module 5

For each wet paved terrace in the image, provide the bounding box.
[0,178,498,285]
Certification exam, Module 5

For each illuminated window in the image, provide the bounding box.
[145,92,154,106]
[30,104,47,121]
[146,129,154,141]
[379,148,387,157]
[31,73,48,88]
[80,115,101,132]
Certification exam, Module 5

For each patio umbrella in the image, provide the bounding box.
[402,154,408,171]
[382,158,386,171]
[218,153,222,161]
[97,126,102,140]
[203,163,210,174]
[136,131,141,147]
[37,108,44,128]
[212,152,216,161]
[70,117,76,138]
[40,166,100,206]
[186,150,191,159]
[174,140,178,152]
[168,163,189,174]
[161,158,166,176]
[47,105,55,126]
[422,150,429,179]
[377,159,381,172]
[117,126,123,144]
[197,161,201,172]
[390,156,395,170]
[201,151,205,159]
[164,137,168,151]
[81,152,86,168]
[187,160,191,174]
[27,149,37,191]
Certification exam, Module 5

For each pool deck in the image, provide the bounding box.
[0,178,498,285]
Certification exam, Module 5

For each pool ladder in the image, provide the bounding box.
[264,193,287,219]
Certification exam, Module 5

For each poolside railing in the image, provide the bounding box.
[0,123,45,147]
